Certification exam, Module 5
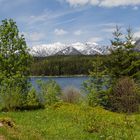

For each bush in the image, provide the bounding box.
[26,88,40,108]
[38,80,61,106]
[61,86,82,104]
[86,90,99,107]
[83,79,99,107]
[97,89,112,109]
[0,85,22,111]
[83,76,110,107]
[109,77,140,113]
[85,89,110,108]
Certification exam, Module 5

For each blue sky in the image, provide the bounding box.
[0,0,140,46]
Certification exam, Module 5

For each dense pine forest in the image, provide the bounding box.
[30,55,102,76]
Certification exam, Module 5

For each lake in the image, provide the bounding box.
[30,76,89,89]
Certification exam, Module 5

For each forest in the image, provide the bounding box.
[30,55,103,76]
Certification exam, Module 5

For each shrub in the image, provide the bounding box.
[38,80,61,106]
[83,76,110,107]
[83,79,99,107]
[97,89,112,109]
[85,89,110,108]
[86,90,99,107]
[26,88,40,108]
[109,77,140,113]
[61,86,82,104]
[0,85,22,111]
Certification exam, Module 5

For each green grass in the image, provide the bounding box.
[0,103,140,140]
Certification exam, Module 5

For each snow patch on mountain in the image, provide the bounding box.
[30,42,110,57]
[56,46,82,55]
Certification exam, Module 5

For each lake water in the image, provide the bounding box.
[30,76,88,89]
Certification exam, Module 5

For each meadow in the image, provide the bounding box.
[0,103,140,140]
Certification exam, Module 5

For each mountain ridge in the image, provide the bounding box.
[30,42,110,57]
[30,40,140,57]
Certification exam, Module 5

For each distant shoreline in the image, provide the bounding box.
[29,75,89,78]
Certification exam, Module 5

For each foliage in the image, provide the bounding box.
[83,55,110,107]
[83,85,111,108]
[61,86,82,104]
[0,81,22,111]
[84,26,140,112]
[26,88,40,108]
[38,80,61,106]
[0,19,32,95]
[105,26,140,82]
[109,77,140,113]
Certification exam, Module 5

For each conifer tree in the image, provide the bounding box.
[104,26,140,82]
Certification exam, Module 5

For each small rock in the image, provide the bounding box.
[0,123,3,127]
[0,135,5,140]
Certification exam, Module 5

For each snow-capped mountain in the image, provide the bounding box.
[30,42,110,57]
[56,46,82,55]
[30,42,66,57]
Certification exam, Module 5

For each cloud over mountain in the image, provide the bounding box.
[65,0,140,7]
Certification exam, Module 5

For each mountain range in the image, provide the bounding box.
[30,39,140,57]
[30,42,111,57]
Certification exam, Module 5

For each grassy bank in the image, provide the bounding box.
[0,103,140,140]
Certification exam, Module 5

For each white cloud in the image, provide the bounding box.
[99,0,140,7]
[102,28,115,33]
[74,30,82,35]
[22,8,84,26]
[23,32,45,42]
[88,37,103,42]
[29,15,48,23]
[90,0,99,5]
[64,0,140,7]
[54,18,77,26]
[54,28,68,35]
[65,0,99,6]
[66,0,89,6]
[135,30,140,38]
[133,6,139,10]
[100,22,123,27]
[99,23,123,33]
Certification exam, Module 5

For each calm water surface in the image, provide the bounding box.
[30,76,88,89]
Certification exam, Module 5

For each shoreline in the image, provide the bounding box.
[29,75,89,78]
